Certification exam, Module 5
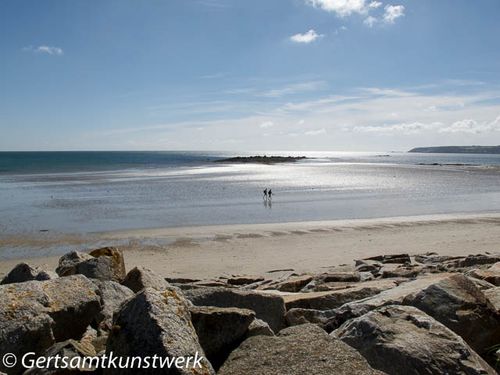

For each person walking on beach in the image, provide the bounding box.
[263,188,268,200]
[268,189,272,200]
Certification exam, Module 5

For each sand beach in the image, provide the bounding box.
[2,212,500,280]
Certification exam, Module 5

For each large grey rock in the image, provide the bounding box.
[190,306,254,369]
[105,287,214,375]
[165,277,201,284]
[467,262,500,286]
[245,318,274,337]
[263,275,313,292]
[363,253,411,264]
[184,287,286,332]
[414,253,463,264]
[1,315,54,374]
[310,281,371,293]
[55,251,93,276]
[56,248,126,282]
[180,280,230,289]
[324,274,453,331]
[226,275,264,286]
[402,273,500,355]
[242,278,272,290]
[355,259,382,274]
[333,305,496,375]
[319,272,361,282]
[489,262,500,272]
[1,263,56,285]
[218,323,384,375]
[0,275,101,374]
[92,280,134,331]
[468,277,496,291]
[75,256,116,281]
[121,266,171,293]
[381,264,423,279]
[285,308,337,327]
[484,287,500,313]
[82,247,127,282]
[283,279,398,311]
[23,338,98,374]
[445,254,500,269]
[80,325,108,356]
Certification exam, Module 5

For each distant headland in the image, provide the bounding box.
[409,146,500,154]
[215,155,307,164]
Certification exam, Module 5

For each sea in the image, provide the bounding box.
[1,151,500,237]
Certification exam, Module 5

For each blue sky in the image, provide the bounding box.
[1,0,500,151]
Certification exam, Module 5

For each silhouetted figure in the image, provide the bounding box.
[268,189,272,200]
[263,188,268,200]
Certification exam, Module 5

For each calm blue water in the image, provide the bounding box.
[1,151,500,238]
[0,151,225,174]
[2,151,500,174]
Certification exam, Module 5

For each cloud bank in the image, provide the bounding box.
[305,0,406,29]
[93,80,500,151]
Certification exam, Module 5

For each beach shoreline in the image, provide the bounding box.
[1,212,500,279]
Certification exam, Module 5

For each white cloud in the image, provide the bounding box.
[37,46,64,55]
[439,117,500,134]
[260,121,274,128]
[369,1,382,9]
[383,4,405,24]
[352,122,441,134]
[360,87,413,97]
[305,128,327,135]
[94,84,500,151]
[439,119,480,134]
[24,45,64,56]
[306,0,405,28]
[280,94,361,112]
[363,16,378,27]
[260,81,327,98]
[200,72,227,79]
[290,29,323,43]
[306,0,368,17]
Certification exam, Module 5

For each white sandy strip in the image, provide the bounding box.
[1,212,500,279]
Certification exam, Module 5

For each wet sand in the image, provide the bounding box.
[1,213,500,279]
